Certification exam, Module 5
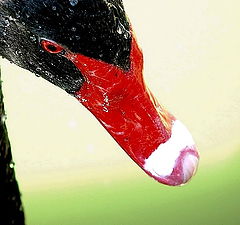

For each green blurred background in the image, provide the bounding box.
[1,0,240,224]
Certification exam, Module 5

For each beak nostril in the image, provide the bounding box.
[46,44,57,52]
[40,39,64,54]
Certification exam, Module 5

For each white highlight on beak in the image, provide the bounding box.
[144,120,197,177]
[182,153,199,183]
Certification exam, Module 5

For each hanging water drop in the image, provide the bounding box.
[1,114,7,123]
[9,161,15,169]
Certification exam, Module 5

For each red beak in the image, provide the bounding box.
[65,35,199,186]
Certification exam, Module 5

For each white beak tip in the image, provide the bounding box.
[143,120,199,186]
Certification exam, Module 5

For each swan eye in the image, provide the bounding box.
[40,39,64,54]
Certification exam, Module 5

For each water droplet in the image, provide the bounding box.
[36,67,41,72]
[75,35,80,40]
[1,114,7,123]
[117,24,123,35]
[30,36,36,41]
[103,107,109,112]
[104,95,109,103]
[19,205,24,212]
[52,6,57,10]
[8,16,16,22]
[9,161,15,169]
[117,22,130,39]
[124,31,130,39]
[5,19,10,27]
[69,0,79,6]
[75,93,81,99]
[71,26,76,32]
[81,98,87,102]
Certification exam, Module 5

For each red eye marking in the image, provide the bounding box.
[40,39,64,54]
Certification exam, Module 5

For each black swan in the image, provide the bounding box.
[0,0,199,186]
